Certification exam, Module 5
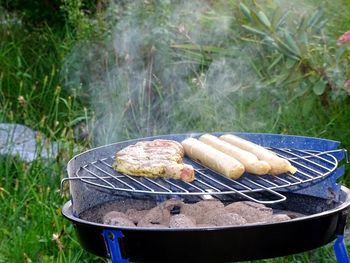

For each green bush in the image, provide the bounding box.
[61,0,350,144]
[1,0,97,27]
[1,2,350,262]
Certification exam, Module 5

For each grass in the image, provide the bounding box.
[0,0,350,262]
[0,156,103,262]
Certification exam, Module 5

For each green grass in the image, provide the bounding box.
[0,7,96,263]
[0,156,103,262]
[0,0,350,262]
[0,24,86,140]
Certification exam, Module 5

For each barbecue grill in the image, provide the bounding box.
[61,132,350,263]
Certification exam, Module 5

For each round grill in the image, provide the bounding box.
[62,133,342,204]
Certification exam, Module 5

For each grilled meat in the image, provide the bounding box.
[181,137,245,179]
[113,139,195,182]
[199,134,271,175]
[220,134,297,175]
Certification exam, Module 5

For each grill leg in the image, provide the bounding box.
[334,235,350,263]
[103,229,130,263]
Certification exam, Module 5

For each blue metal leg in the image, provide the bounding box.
[103,229,130,263]
[334,235,350,263]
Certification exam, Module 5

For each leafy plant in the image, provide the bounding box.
[2,1,350,262]
[238,2,349,100]
[1,0,98,27]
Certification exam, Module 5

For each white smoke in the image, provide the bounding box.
[62,0,322,145]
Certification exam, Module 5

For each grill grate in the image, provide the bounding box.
[65,147,340,204]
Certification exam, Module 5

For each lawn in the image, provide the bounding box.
[1,0,350,262]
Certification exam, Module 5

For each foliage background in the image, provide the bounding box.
[0,0,350,262]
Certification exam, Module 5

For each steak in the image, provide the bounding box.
[113,139,195,182]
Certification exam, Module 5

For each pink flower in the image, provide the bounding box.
[337,30,350,46]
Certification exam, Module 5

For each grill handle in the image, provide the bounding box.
[60,177,70,194]
[60,176,100,194]
[233,187,287,204]
[60,177,81,195]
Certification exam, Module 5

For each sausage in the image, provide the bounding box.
[181,138,245,179]
[220,134,297,175]
[199,134,271,175]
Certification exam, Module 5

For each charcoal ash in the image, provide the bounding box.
[180,200,225,223]
[81,198,303,228]
[204,212,247,226]
[103,211,135,227]
[224,201,273,223]
[103,211,129,221]
[137,205,171,227]
[272,210,305,219]
[137,198,184,227]
[169,214,196,228]
[125,209,149,224]
[200,207,227,225]
[80,198,156,224]
[266,214,291,223]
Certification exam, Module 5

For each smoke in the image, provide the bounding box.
[62,0,322,145]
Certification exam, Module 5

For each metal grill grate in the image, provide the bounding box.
[63,147,340,204]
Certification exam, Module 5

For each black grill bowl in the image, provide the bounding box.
[62,186,350,263]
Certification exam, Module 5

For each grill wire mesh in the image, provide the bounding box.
[67,147,339,204]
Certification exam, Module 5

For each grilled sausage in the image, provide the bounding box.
[220,134,297,175]
[181,138,245,179]
[199,134,271,175]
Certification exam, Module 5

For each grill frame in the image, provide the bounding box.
[64,132,344,205]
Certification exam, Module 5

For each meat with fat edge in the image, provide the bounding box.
[113,139,195,182]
